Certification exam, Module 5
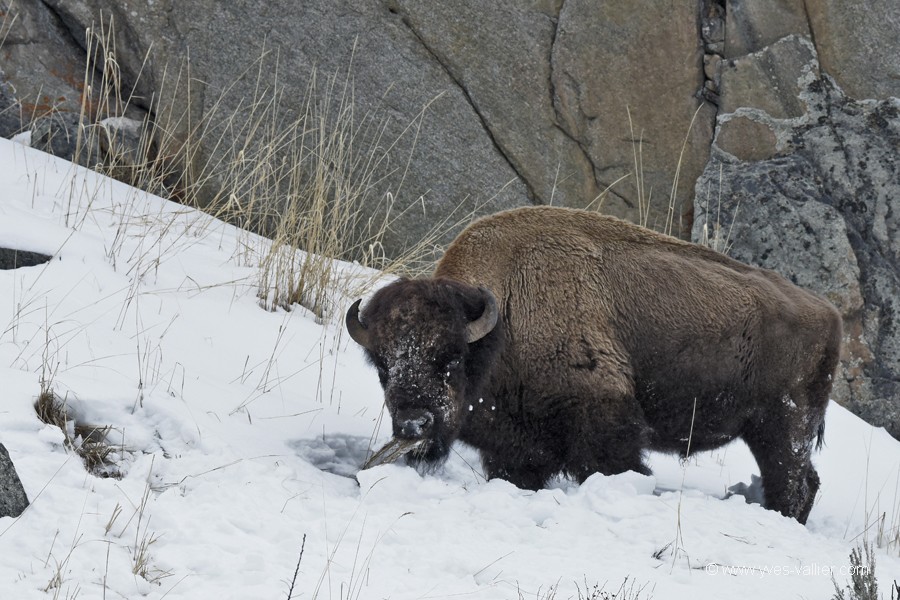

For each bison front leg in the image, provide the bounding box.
[742,397,826,524]
[563,397,651,483]
[481,446,560,491]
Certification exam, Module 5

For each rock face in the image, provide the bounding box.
[4,0,713,252]
[804,1,900,100]
[3,1,898,238]
[549,0,714,230]
[694,34,900,438]
[1,0,899,435]
[720,0,900,100]
[0,0,92,131]
[0,76,20,138]
[0,443,29,519]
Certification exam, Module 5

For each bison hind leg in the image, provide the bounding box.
[742,395,826,524]
[796,468,821,524]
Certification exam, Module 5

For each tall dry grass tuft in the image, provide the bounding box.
[249,62,399,317]
[209,55,460,318]
[626,107,653,231]
[623,104,705,239]
[34,387,122,479]
[24,16,458,319]
[696,163,739,255]
[583,105,705,240]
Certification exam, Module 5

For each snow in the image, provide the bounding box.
[1,135,899,599]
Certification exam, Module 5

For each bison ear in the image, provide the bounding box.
[465,288,499,343]
[346,299,372,349]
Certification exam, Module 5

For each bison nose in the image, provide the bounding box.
[395,410,434,439]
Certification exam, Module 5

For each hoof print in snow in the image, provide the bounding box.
[0,248,52,270]
[290,435,376,479]
[726,474,765,506]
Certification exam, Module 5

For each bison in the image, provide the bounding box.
[346,206,841,523]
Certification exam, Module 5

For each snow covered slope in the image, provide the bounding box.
[1,137,898,599]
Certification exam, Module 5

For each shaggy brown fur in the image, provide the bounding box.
[348,206,842,524]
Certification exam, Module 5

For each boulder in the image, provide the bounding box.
[395,0,716,232]
[804,1,900,100]
[723,0,810,58]
[721,1,900,100]
[718,35,817,119]
[713,115,778,162]
[0,0,89,119]
[0,75,22,138]
[694,77,900,438]
[713,34,818,162]
[0,443,29,519]
[0,248,53,270]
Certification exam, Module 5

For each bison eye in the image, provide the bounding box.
[443,358,462,378]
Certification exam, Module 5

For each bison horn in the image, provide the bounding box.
[465,288,499,343]
[346,299,372,349]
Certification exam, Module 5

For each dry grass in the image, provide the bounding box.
[25,18,458,322]
[223,61,471,319]
[33,315,122,478]
[33,390,123,479]
[247,61,411,317]
[42,528,84,600]
[831,540,880,600]
[284,534,307,600]
[696,162,739,254]
[518,577,653,600]
[848,433,900,557]
[588,104,706,243]
[0,5,17,58]
[626,107,653,231]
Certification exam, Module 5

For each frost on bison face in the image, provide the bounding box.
[347,207,842,524]
[347,279,501,468]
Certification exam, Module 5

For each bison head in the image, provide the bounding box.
[346,278,501,466]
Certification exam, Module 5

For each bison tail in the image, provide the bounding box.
[815,420,825,452]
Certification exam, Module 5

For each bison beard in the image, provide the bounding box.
[347,207,842,524]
